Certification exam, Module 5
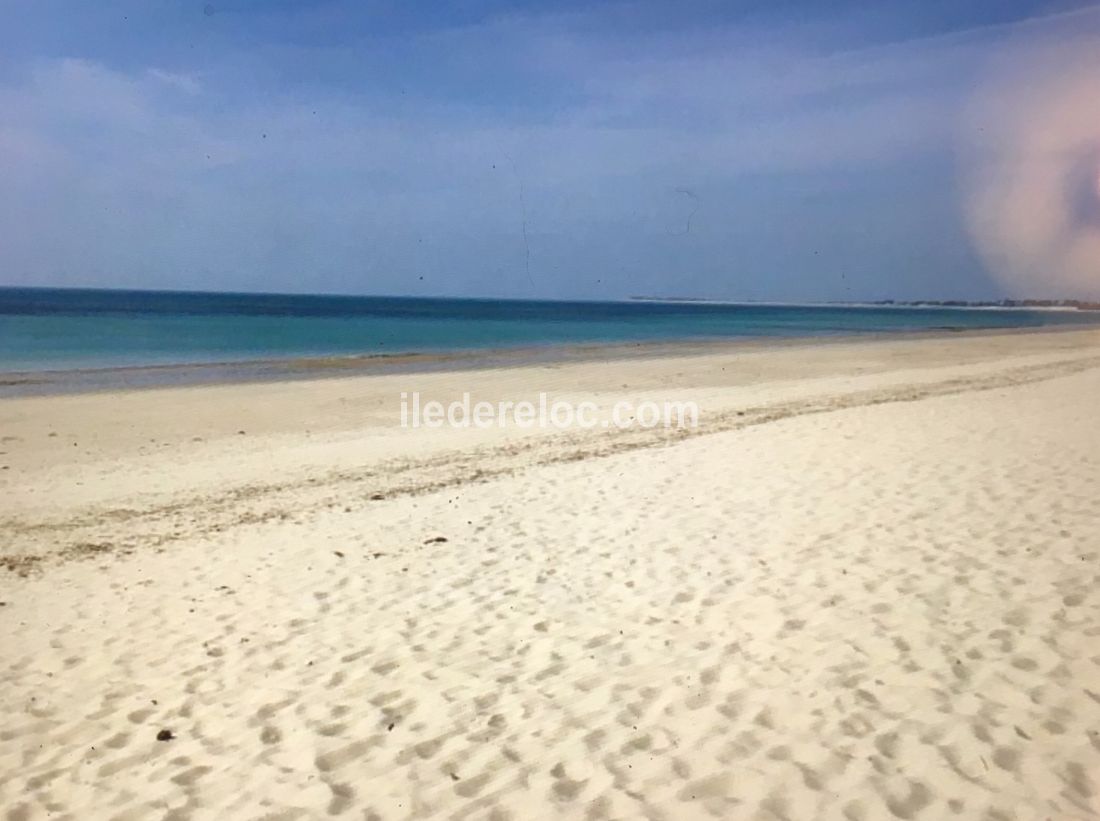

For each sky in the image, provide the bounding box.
[2,0,1100,302]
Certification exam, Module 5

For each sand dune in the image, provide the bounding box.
[2,330,1099,819]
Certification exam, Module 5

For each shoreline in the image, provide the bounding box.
[2,322,1096,398]
[5,326,1100,552]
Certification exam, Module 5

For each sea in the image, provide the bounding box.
[2,287,1098,392]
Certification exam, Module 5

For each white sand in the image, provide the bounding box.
[2,329,1100,819]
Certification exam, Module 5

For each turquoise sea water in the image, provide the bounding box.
[2,287,1098,374]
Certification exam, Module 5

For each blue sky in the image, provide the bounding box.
[2,1,1099,301]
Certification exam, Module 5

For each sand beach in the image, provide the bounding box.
[2,328,1099,819]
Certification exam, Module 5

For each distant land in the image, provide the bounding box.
[629,297,1100,311]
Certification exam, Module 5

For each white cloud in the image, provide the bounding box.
[146,68,202,95]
